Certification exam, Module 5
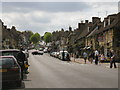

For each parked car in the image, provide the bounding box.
[39,49,44,55]
[43,49,48,53]
[0,49,20,59]
[0,49,29,75]
[55,52,60,58]
[50,52,54,56]
[0,49,28,62]
[0,56,22,87]
[32,50,38,55]
[32,50,43,55]
[50,52,55,57]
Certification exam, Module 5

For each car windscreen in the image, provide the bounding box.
[0,57,14,68]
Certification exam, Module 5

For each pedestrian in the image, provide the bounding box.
[89,51,93,64]
[66,53,70,62]
[94,49,99,65]
[17,47,26,80]
[83,51,88,64]
[109,49,116,68]
[76,51,79,58]
[62,50,65,61]
[100,54,105,62]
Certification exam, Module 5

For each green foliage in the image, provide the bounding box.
[30,33,40,44]
[27,31,34,36]
[44,32,52,44]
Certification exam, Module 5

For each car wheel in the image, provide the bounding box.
[16,80,22,87]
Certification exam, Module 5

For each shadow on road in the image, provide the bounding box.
[1,74,30,89]
[2,81,25,89]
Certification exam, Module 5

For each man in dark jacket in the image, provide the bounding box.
[17,48,26,80]
[62,50,65,61]
[109,50,117,68]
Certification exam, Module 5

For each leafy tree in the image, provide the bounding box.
[44,32,52,44]
[30,33,40,44]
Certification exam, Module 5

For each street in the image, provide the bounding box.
[1,2,120,90]
[23,51,118,88]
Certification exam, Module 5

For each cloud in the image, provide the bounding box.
[1,2,118,36]
[2,2,91,13]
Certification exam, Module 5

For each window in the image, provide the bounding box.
[0,57,14,68]
[88,27,90,32]
[108,17,111,25]
[104,21,106,27]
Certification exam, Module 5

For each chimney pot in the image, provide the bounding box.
[85,20,89,23]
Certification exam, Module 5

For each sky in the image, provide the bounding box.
[1,1,119,36]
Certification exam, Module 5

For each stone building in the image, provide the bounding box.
[86,12,120,61]
[1,19,33,49]
[86,17,102,50]
[52,27,72,51]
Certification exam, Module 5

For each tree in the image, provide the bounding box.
[44,32,52,44]
[30,33,40,44]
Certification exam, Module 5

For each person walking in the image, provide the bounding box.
[17,48,26,80]
[109,49,117,68]
[83,51,88,64]
[66,53,70,62]
[100,54,105,62]
[94,49,99,65]
[62,50,65,61]
[89,51,93,64]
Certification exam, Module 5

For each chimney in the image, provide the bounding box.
[7,28,10,31]
[104,18,108,27]
[4,25,7,29]
[108,14,116,25]
[78,23,85,29]
[81,20,83,23]
[11,26,16,30]
[85,20,89,23]
[69,26,72,31]
[92,17,101,24]
[61,28,64,31]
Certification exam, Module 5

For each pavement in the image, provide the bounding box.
[70,57,119,68]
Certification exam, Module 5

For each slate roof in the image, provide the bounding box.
[87,12,120,37]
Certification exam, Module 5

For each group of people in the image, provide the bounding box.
[83,49,117,68]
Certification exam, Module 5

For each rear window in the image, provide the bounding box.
[0,57,14,68]
[39,48,43,51]
[1,51,19,59]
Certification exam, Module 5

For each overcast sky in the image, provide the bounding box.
[1,1,119,36]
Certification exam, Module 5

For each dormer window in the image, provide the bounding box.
[88,26,90,32]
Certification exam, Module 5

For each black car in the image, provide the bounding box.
[0,49,20,60]
[0,49,28,62]
[0,56,22,87]
[32,50,43,55]
[0,49,29,76]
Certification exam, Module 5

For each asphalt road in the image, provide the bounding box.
[23,51,118,88]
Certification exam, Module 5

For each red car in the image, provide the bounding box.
[0,56,22,87]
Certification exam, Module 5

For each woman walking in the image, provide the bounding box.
[83,51,88,64]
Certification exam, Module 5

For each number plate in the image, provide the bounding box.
[0,69,7,72]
